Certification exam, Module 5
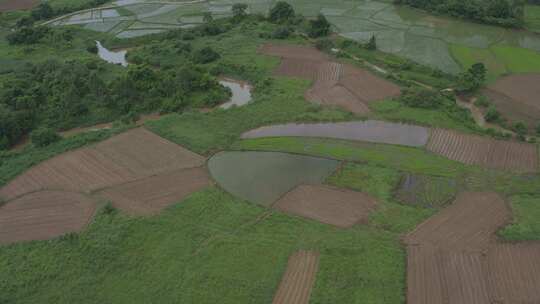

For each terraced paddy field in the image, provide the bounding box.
[52,0,540,75]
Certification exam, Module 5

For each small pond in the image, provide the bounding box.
[219,78,252,109]
[208,151,339,206]
[96,41,128,67]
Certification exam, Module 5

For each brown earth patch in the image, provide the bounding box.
[272,250,320,304]
[260,43,400,115]
[97,167,210,215]
[406,192,540,304]
[0,191,97,244]
[273,185,378,228]
[427,128,538,172]
[485,73,540,127]
[0,0,38,12]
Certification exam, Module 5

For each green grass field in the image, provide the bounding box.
[525,5,540,32]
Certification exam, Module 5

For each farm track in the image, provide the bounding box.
[406,192,540,304]
[273,184,378,228]
[0,128,208,243]
[272,250,320,304]
[427,128,538,172]
[260,44,400,115]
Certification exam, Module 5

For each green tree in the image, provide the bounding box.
[458,63,487,92]
[269,1,295,23]
[232,3,248,21]
[366,35,377,50]
[308,14,331,38]
[31,3,54,20]
[485,107,501,122]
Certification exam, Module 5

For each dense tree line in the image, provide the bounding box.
[394,0,525,27]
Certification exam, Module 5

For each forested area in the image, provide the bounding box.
[394,0,525,27]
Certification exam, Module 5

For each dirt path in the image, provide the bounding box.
[272,250,320,304]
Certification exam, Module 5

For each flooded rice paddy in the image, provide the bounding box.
[53,0,540,74]
[219,78,252,109]
[208,151,339,206]
[96,41,128,66]
[242,121,430,147]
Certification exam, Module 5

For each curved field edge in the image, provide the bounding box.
[0,187,405,304]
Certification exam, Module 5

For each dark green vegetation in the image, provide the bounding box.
[395,0,525,27]
[500,194,540,240]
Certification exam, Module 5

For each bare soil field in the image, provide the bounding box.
[97,167,210,215]
[485,73,540,127]
[260,44,400,115]
[94,128,205,176]
[0,0,38,12]
[241,121,430,147]
[427,128,538,172]
[272,250,320,304]
[0,191,97,244]
[406,192,540,303]
[273,185,378,228]
[405,192,510,251]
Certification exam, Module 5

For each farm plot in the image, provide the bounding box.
[396,174,459,208]
[272,250,320,304]
[405,192,510,251]
[97,167,210,215]
[273,185,378,228]
[241,121,430,147]
[0,191,96,244]
[484,73,540,127]
[260,44,400,114]
[406,192,540,304]
[427,128,538,172]
[0,0,38,12]
[208,151,339,206]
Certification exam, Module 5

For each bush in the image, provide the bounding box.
[271,26,291,39]
[400,88,446,109]
[485,107,501,122]
[315,38,334,51]
[30,128,60,147]
[536,123,540,135]
[193,47,220,64]
[474,95,490,108]
[269,1,295,23]
[308,14,331,38]
[513,121,528,136]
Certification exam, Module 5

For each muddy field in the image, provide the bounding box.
[485,73,540,127]
[0,0,38,12]
[98,168,210,215]
[260,44,400,115]
[242,121,430,147]
[272,250,320,304]
[0,191,97,244]
[427,128,538,172]
[406,192,540,303]
[273,185,378,228]
[0,128,209,242]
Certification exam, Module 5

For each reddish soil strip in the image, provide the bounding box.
[273,185,378,228]
[94,128,205,176]
[242,121,430,147]
[260,44,400,115]
[405,192,510,251]
[487,243,540,303]
[0,0,38,12]
[0,191,97,244]
[427,128,538,172]
[259,44,329,61]
[485,73,540,127]
[339,64,401,102]
[272,250,320,304]
[97,167,210,215]
[0,148,137,201]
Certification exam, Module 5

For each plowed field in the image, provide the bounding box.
[0,191,96,244]
[260,44,400,115]
[0,0,38,12]
[272,250,320,304]
[427,128,538,172]
[406,192,540,304]
[97,168,210,215]
[485,73,540,127]
[273,185,378,228]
